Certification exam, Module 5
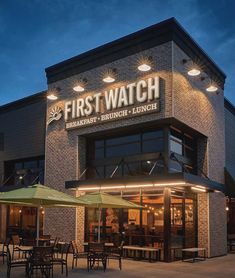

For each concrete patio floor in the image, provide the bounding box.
[0,254,235,278]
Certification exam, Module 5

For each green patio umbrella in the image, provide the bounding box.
[76,192,142,242]
[0,184,88,245]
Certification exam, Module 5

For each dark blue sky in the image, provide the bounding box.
[0,0,234,105]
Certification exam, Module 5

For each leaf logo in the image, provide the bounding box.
[47,106,62,125]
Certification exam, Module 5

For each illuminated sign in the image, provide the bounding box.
[48,76,162,130]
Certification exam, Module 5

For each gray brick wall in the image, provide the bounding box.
[172,43,225,184]
[198,192,227,258]
[0,98,46,242]
[45,41,226,257]
[45,42,173,243]
[225,108,235,178]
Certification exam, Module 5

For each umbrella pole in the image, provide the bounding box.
[36,206,40,246]
[98,208,101,243]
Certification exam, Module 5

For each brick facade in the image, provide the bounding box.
[225,107,235,178]
[44,27,226,257]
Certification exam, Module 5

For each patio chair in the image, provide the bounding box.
[28,246,53,278]
[11,235,23,259]
[52,243,70,276]
[107,240,124,270]
[71,240,88,269]
[87,242,108,272]
[0,238,11,264]
[51,237,60,256]
[6,245,29,278]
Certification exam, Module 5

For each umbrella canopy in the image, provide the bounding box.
[0,184,87,207]
[76,192,142,209]
[0,184,88,244]
[77,192,142,242]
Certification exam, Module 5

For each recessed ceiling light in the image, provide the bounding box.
[138,63,151,72]
[47,94,58,100]
[73,85,85,92]
[103,76,115,83]
[206,85,218,92]
[187,68,201,76]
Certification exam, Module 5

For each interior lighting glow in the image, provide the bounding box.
[191,186,206,193]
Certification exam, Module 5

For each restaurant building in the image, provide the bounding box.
[0,18,235,262]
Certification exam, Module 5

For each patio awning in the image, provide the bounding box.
[65,172,225,193]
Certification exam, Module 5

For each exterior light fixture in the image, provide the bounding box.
[206,85,218,92]
[182,59,201,77]
[73,78,87,92]
[19,175,23,180]
[137,56,153,72]
[103,68,117,83]
[226,206,229,211]
[138,63,151,72]
[47,87,61,100]
[47,94,58,100]
[187,68,201,76]
[73,84,85,92]
[103,76,115,83]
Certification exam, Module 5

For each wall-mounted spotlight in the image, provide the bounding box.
[47,94,58,100]
[103,69,117,83]
[137,56,152,72]
[187,68,201,76]
[47,87,61,100]
[73,78,87,92]
[182,59,201,76]
[201,76,219,93]
[206,85,218,92]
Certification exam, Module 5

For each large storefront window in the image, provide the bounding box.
[84,189,197,261]
[87,129,164,179]
[7,206,44,240]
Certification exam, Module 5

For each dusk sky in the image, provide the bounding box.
[0,0,234,105]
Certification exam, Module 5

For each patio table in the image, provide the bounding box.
[182,248,206,263]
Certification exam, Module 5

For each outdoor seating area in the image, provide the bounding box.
[0,237,127,277]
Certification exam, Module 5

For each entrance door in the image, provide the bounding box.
[170,194,197,261]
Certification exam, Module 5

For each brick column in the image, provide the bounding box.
[198,192,227,257]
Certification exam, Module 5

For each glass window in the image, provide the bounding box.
[106,142,141,158]
[95,148,105,159]
[95,140,104,148]
[169,160,182,173]
[106,134,140,146]
[142,138,163,153]
[143,130,163,140]
[24,160,38,170]
[170,136,183,155]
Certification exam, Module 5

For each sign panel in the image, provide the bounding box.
[47,76,162,130]
[65,100,160,130]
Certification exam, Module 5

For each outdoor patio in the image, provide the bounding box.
[0,253,234,278]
